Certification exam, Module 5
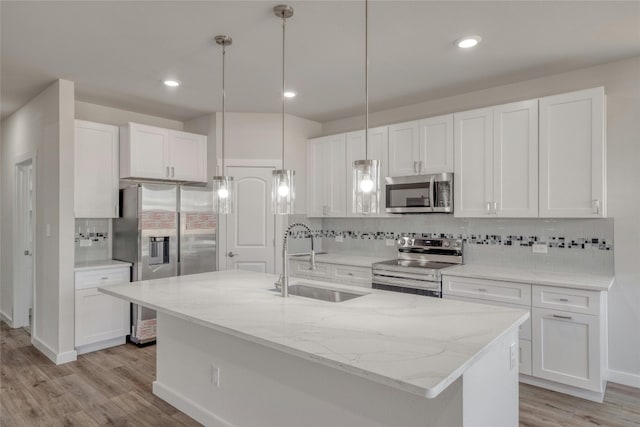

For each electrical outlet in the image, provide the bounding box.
[80,239,92,247]
[532,243,548,254]
[510,343,518,371]
[335,235,344,243]
[385,239,396,246]
[211,364,220,387]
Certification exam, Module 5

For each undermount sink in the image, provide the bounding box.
[284,283,367,302]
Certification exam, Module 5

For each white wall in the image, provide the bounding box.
[322,56,640,386]
[208,112,322,215]
[75,101,184,130]
[1,79,77,363]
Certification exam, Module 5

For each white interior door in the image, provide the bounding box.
[15,160,35,331]
[225,165,276,273]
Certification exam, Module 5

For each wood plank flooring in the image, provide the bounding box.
[2,322,639,426]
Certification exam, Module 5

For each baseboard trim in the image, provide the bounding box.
[519,374,605,403]
[0,311,13,328]
[607,369,640,389]
[31,335,78,365]
[153,381,233,427]
[76,336,126,355]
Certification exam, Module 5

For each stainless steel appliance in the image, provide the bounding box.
[113,183,216,344]
[385,173,453,214]
[372,237,462,297]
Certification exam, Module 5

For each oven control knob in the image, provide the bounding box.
[397,239,405,246]
[443,241,450,248]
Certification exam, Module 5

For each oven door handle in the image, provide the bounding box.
[373,269,437,281]
[372,275,440,291]
[429,175,436,212]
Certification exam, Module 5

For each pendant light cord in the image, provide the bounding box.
[281,15,286,169]
[222,43,226,174]
[365,0,369,161]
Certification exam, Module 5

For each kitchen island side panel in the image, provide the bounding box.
[154,312,465,427]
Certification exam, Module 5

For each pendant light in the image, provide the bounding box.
[212,35,234,214]
[352,0,381,215]
[272,4,295,215]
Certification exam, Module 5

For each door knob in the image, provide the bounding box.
[227,251,238,258]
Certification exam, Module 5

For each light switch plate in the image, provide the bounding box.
[532,243,548,254]
[80,239,92,247]
[385,239,396,246]
[335,235,344,243]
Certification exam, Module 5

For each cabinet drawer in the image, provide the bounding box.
[532,285,601,315]
[75,267,130,289]
[332,265,372,287]
[290,260,332,279]
[443,276,531,306]
[520,339,532,376]
[443,294,531,340]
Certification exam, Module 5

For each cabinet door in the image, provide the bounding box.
[123,123,170,179]
[168,130,207,182]
[454,108,493,217]
[532,307,602,392]
[419,114,454,173]
[75,288,129,347]
[307,137,330,217]
[74,120,119,218]
[345,127,389,217]
[539,87,606,217]
[493,100,539,217]
[388,121,420,176]
[327,135,347,216]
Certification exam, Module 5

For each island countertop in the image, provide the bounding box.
[99,270,528,399]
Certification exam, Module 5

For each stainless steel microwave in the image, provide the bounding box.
[385,173,453,214]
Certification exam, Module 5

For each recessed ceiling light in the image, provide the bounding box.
[456,36,481,49]
[163,79,180,87]
[284,91,296,98]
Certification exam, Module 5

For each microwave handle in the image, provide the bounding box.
[429,175,436,212]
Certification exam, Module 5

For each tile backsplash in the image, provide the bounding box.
[75,218,111,263]
[289,215,614,275]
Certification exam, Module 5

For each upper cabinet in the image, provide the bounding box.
[388,115,454,176]
[120,122,207,183]
[345,127,389,217]
[539,87,606,218]
[455,100,538,218]
[307,134,346,217]
[74,120,119,218]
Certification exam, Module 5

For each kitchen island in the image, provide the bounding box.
[99,270,528,427]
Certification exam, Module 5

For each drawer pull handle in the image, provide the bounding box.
[100,277,109,280]
[559,298,569,302]
[347,273,353,276]
[477,288,487,292]
[550,314,573,320]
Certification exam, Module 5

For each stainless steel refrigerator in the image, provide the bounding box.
[113,183,216,344]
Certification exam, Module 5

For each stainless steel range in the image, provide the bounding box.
[372,237,463,297]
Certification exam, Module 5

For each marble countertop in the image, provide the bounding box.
[289,253,390,268]
[75,259,132,272]
[99,270,528,399]
[443,265,614,291]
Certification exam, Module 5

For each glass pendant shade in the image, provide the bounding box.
[272,169,295,215]
[352,159,380,215]
[212,175,234,215]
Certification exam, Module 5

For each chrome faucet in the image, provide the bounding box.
[277,222,316,297]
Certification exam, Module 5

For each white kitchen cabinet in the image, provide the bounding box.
[307,134,346,217]
[388,116,453,176]
[75,266,130,354]
[120,122,207,183]
[345,126,389,217]
[532,307,602,392]
[74,120,119,218]
[455,100,538,217]
[539,87,606,217]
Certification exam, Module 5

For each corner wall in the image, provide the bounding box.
[1,79,77,363]
[321,56,640,386]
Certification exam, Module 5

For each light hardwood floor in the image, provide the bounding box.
[2,323,639,426]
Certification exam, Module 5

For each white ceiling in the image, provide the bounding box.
[2,1,639,123]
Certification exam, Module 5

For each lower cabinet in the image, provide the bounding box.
[443,275,607,399]
[531,307,601,391]
[75,266,130,354]
[289,259,372,288]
